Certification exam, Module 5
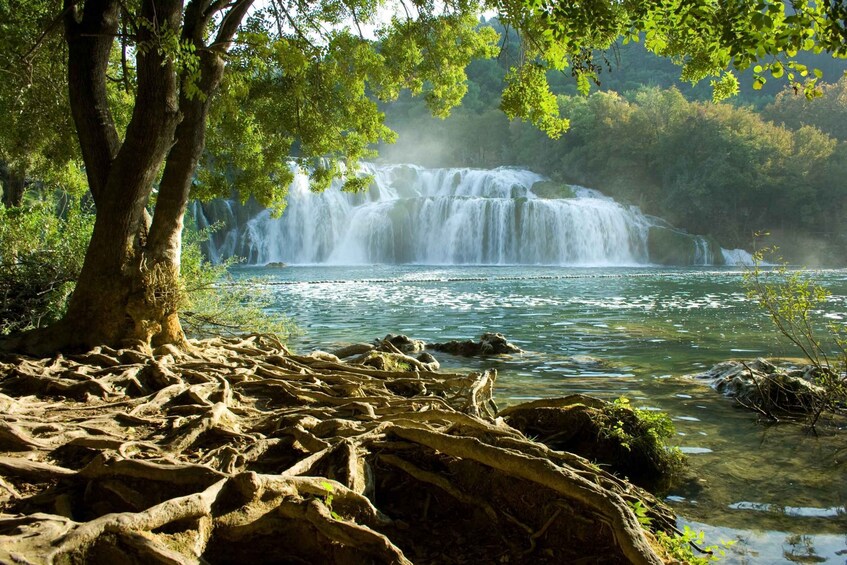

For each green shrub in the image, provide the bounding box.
[744,243,847,428]
[0,199,296,344]
[0,198,93,334]
[604,396,686,477]
[178,222,298,342]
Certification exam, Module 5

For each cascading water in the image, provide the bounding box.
[195,163,746,266]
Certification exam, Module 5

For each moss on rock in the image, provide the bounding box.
[530,180,576,199]
[500,395,685,493]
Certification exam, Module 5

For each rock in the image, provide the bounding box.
[530,180,576,199]
[689,359,827,414]
[416,352,440,372]
[358,351,418,372]
[376,334,426,354]
[307,350,342,364]
[499,395,683,492]
[429,333,522,357]
[568,355,614,370]
[265,262,287,268]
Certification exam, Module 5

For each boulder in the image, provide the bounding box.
[500,395,683,492]
[355,350,439,373]
[689,359,828,414]
[416,351,440,372]
[358,351,417,372]
[376,334,426,354]
[429,332,523,357]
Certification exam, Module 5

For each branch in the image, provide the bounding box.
[270,0,318,50]
[214,0,256,49]
[120,6,131,94]
[19,2,81,64]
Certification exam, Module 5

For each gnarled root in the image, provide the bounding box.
[0,334,672,564]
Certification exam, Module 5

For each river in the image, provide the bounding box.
[232,265,847,564]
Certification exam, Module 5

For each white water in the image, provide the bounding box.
[194,163,747,266]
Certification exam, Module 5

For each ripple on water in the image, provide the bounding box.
[243,265,847,562]
[729,502,846,519]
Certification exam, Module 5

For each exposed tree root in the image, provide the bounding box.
[0,334,676,564]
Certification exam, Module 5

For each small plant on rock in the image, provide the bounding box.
[744,242,847,428]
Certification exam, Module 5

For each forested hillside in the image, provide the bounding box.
[379,20,847,265]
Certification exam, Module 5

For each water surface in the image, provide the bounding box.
[235,265,847,563]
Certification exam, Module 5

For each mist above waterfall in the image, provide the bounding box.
[193,163,741,266]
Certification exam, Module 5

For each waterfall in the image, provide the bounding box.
[195,163,736,266]
[692,236,712,266]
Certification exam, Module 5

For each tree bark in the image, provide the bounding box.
[0,164,25,207]
[143,0,255,347]
[60,0,184,350]
[63,0,121,205]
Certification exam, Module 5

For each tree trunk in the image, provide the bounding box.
[1,0,255,356]
[1,164,25,207]
[144,4,235,347]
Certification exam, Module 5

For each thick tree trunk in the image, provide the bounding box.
[141,0,255,347]
[61,0,183,350]
[1,0,256,356]
[3,1,180,355]
[0,164,25,207]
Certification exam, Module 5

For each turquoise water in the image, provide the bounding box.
[236,265,847,563]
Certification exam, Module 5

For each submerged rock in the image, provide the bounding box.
[689,359,828,415]
[376,334,426,354]
[430,332,523,357]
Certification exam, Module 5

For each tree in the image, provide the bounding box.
[765,76,847,140]
[2,0,498,354]
[1,0,845,354]
[0,0,83,207]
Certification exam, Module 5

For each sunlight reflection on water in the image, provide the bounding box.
[235,265,847,561]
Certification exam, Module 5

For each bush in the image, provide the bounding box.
[0,199,296,344]
[178,222,298,342]
[0,198,92,334]
[744,243,847,428]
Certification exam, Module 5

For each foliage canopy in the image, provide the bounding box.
[2,0,845,209]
